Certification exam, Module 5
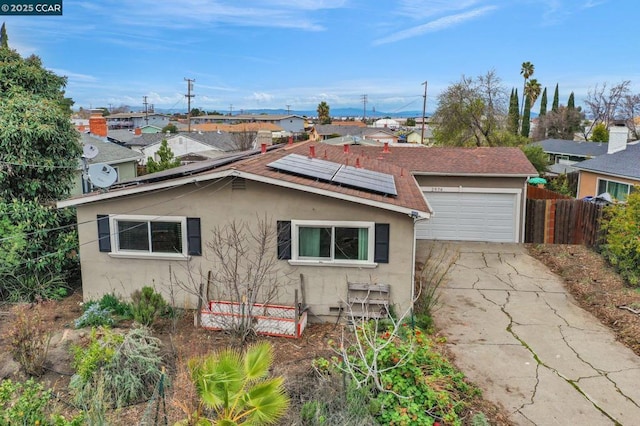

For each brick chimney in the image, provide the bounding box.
[608,122,629,154]
[134,127,142,135]
[89,109,108,137]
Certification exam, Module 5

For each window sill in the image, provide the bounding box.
[108,252,190,261]
[288,259,378,268]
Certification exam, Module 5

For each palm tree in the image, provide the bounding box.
[182,342,289,426]
[520,61,535,120]
[317,101,331,125]
[525,79,542,107]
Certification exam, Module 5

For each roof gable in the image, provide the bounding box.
[574,141,640,180]
[532,139,608,157]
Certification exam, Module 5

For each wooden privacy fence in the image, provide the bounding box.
[525,198,606,246]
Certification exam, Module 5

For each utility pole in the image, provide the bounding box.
[361,94,368,122]
[229,104,233,116]
[421,81,428,145]
[142,95,149,125]
[286,104,291,115]
[184,78,195,132]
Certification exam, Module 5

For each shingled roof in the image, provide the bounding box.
[340,145,538,176]
[59,141,430,217]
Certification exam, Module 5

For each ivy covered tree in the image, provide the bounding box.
[0,26,82,301]
[146,139,181,173]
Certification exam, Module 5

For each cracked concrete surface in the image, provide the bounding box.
[421,241,640,425]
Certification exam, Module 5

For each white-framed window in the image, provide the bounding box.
[109,215,188,258]
[597,178,634,201]
[291,220,375,265]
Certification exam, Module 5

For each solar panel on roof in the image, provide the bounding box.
[332,165,397,196]
[268,153,397,197]
[267,153,341,181]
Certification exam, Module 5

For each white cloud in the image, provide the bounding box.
[49,69,98,83]
[373,5,497,45]
[248,92,274,103]
[396,0,481,19]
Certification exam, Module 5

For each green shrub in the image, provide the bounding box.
[337,325,478,426]
[130,286,167,326]
[8,305,51,376]
[0,378,83,425]
[70,326,163,408]
[601,191,640,286]
[74,304,114,328]
[96,292,132,318]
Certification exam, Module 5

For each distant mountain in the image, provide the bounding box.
[150,107,427,118]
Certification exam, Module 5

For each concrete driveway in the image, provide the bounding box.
[417,241,640,425]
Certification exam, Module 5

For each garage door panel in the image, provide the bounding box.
[417,192,517,242]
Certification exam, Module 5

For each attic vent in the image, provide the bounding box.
[232,177,246,190]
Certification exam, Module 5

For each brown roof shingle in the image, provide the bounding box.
[338,145,538,176]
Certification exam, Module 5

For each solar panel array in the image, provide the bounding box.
[267,153,397,196]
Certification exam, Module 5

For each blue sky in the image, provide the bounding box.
[3,0,639,115]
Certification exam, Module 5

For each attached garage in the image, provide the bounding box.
[416,191,519,242]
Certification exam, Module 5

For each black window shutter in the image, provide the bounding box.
[187,218,202,256]
[374,223,390,263]
[277,221,291,260]
[97,215,111,252]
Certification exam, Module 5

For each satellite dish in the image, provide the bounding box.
[83,144,99,159]
[88,163,118,188]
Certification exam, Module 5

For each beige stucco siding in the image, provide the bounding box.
[75,178,416,321]
[577,171,640,199]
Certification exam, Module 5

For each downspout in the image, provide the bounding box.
[411,216,429,326]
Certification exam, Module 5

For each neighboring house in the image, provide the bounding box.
[57,142,431,321]
[191,122,287,139]
[106,112,170,130]
[373,118,400,130]
[321,135,383,146]
[574,125,640,201]
[190,114,306,134]
[352,145,537,242]
[531,139,609,175]
[124,132,238,165]
[72,132,143,196]
[405,128,434,145]
[310,125,398,144]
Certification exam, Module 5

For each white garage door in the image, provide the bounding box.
[416,192,518,242]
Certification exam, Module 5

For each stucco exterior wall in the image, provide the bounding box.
[75,178,416,321]
[577,171,639,199]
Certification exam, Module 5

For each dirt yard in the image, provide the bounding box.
[2,243,638,425]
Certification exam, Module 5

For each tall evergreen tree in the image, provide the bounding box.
[521,95,531,138]
[0,23,7,49]
[539,87,548,116]
[567,92,575,110]
[508,88,520,134]
[552,84,559,113]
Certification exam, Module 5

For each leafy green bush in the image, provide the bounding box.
[131,286,167,326]
[601,191,640,286]
[0,199,79,302]
[8,305,51,376]
[96,292,132,317]
[336,325,478,426]
[70,326,163,408]
[0,378,83,425]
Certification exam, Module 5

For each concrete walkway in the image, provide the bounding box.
[418,242,640,425]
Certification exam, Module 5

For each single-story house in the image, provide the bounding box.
[124,132,239,165]
[405,128,434,145]
[530,139,609,175]
[190,114,306,134]
[345,145,537,242]
[574,125,640,201]
[310,125,398,144]
[106,112,170,130]
[57,142,431,321]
